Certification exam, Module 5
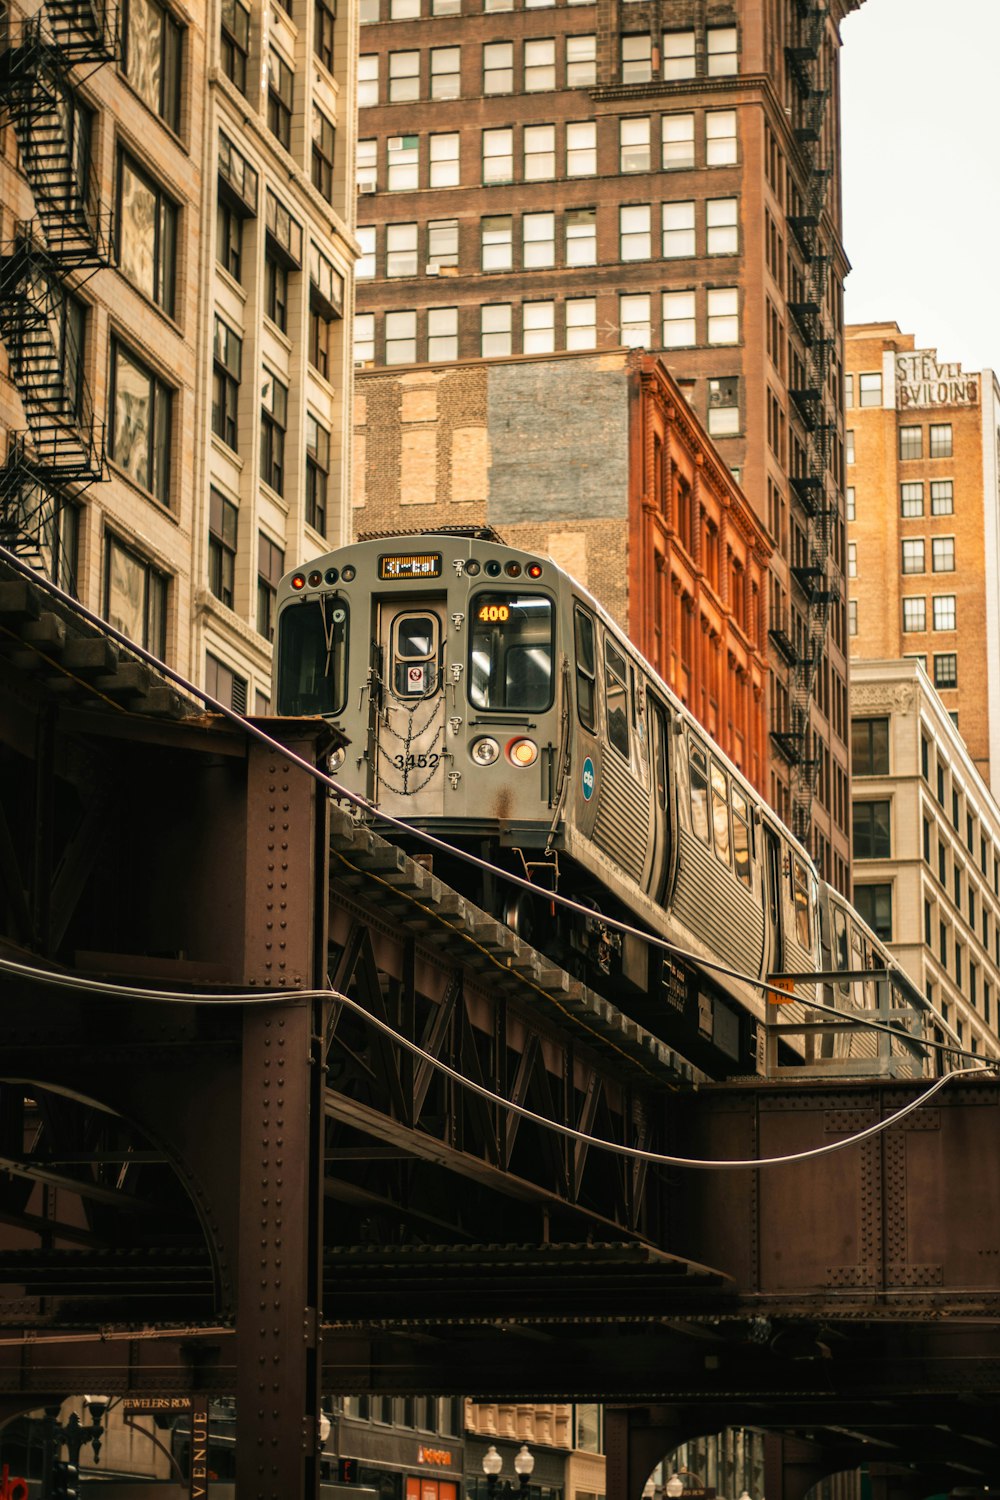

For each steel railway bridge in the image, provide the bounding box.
[1,561,999,1499]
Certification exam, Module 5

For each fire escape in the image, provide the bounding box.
[770,0,841,848]
[0,0,118,578]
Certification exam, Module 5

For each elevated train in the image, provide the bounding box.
[275,528,932,1078]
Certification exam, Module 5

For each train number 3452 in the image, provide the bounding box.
[392,752,441,770]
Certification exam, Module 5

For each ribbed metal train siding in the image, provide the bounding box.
[591,754,648,882]
[672,829,764,979]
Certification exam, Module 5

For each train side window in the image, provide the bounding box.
[574,606,596,732]
[392,612,439,696]
[792,857,812,949]
[605,638,629,758]
[689,741,710,843]
[711,761,731,867]
[833,906,849,969]
[732,786,751,888]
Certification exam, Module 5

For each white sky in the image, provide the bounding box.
[840,0,1000,375]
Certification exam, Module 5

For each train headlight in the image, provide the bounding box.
[507,737,538,768]
[470,737,500,766]
[328,746,346,773]
[465,558,481,575]
[341,564,356,582]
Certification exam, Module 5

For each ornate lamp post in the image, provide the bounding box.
[483,1444,535,1500]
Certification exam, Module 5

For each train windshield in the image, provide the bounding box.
[275,595,349,716]
[469,592,553,710]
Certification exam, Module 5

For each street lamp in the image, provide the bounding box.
[483,1444,535,1500]
[665,1471,706,1498]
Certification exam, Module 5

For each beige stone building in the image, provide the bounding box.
[851,658,1000,1058]
[845,323,1000,787]
[0,0,358,712]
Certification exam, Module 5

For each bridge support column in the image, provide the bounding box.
[605,1406,689,1500]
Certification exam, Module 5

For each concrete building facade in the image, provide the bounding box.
[0,0,358,712]
[355,347,772,790]
[352,0,861,886]
[850,658,1000,1060]
[845,323,1000,790]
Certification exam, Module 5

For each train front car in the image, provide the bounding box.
[275,531,563,861]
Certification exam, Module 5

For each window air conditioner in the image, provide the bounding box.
[426,262,440,275]
[358,173,377,193]
[387,136,404,151]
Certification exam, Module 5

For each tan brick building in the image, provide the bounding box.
[845,324,1000,788]
[352,0,861,887]
[0,0,358,711]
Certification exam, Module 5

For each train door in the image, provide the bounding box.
[647,696,672,905]
[373,596,449,816]
[762,823,783,978]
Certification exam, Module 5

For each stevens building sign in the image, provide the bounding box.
[896,349,979,409]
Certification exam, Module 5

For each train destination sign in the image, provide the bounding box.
[379,553,443,580]
[896,349,978,409]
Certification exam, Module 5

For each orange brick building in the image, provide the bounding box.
[355,346,772,792]
[845,324,1000,787]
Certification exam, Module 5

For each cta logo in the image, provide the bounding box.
[582,757,595,801]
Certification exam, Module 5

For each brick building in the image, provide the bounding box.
[0,0,358,712]
[353,0,860,887]
[845,324,1000,788]
[355,347,772,790]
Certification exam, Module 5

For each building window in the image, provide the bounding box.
[620,292,650,348]
[706,25,737,75]
[524,124,555,180]
[359,0,378,20]
[308,244,343,374]
[211,316,241,451]
[844,374,854,408]
[707,376,739,437]
[208,487,238,608]
[216,198,243,279]
[933,594,956,631]
[305,414,329,535]
[851,716,889,775]
[428,305,458,360]
[357,225,376,279]
[388,135,419,190]
[566,120,596,175]
[707,287,739,344]
[110,338,172,503]
[902,597,926,632]
[859,371,882,407]
[105,534,167,655]
[264,248,289,330]
[846,429,855,463]
[930,423,953,458]
[430,45,460,98]
[524,38,555,91]
[220,0,250,93]
[663,289,695,348]
[853,800,891,860]
[900,481,924,517]
[932,536,956,573]
[523,211,555,268]
[309,304,332,377]
[573,1406,603,1455]
[354,313,375,363]
[621,33,652,83]
[260,371,288,494]
[620,117,651,172]
[566,296,596,350]
[267,49,293,149]
[385,309,417,363]
[931,479,954,514]
[934,653,958,690]
[389,50,420,101]
[706,196,738,254]
[483,127,513,183]
[566,207,596,266]
[387,221,418,276]
[899,424,922,460]
[481,303,512,356]
[311,106,335,200]
[358,55,378,107]
[391,0,419,15]
[846,486,855,520]
[117,152,177,314]
[483,41,512,93]
[357,137,377,193]
[314,0,335,70]
[125,0,182,131]
[660,113,694,170]
[619,203,650,260]
[662,28,694,78]
[484,0,512,12]
[257,534,284,642]
[206,653,248,713]
[705,109,737,165]
[428,218,459,267]
[855,883,892,940]
[429,132,460,187]
[848,599,857,635]
[523,300,555,353]
[901,538,925,574]
[482,215,512,270]
[847,541,857,577]
[662,199,694,257]
[566,34,596,85]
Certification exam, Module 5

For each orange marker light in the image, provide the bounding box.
[291,574,306,591]
[508,738,538,768]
